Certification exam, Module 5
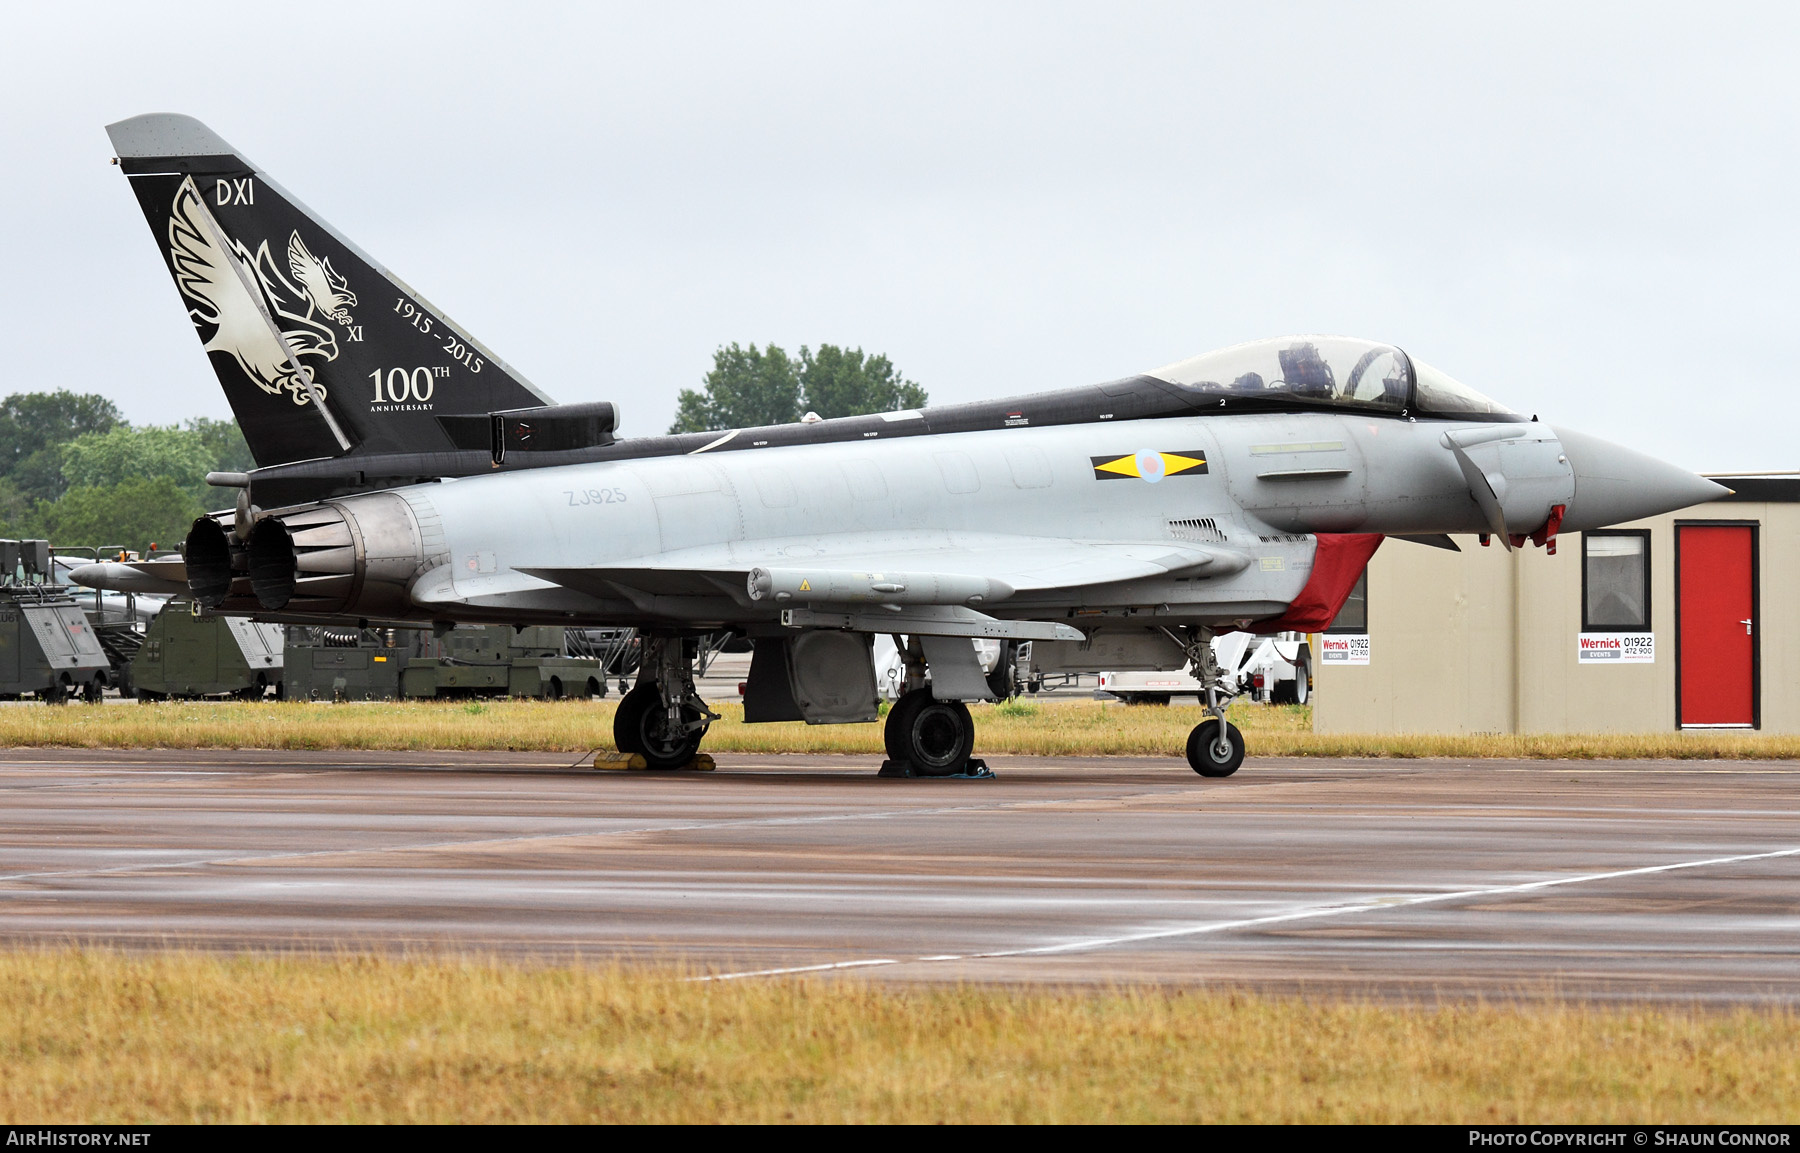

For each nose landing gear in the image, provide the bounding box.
[1187,717,1245,777]
[1176,627,1247,777]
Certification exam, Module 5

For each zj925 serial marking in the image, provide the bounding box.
[566,488,628,506]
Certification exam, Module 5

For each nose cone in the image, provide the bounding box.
[1553,427,1731,531]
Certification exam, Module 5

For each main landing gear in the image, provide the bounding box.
[877,636,992,779]
[613,635,720,769]
[1178,627,1246,777]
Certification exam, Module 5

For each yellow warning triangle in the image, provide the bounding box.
[798,578,811,591]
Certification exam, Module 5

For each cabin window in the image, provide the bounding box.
[1583,531,1650,631]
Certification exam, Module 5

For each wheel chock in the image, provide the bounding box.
[590,752,650,771]
[877,758,994,780]
[686,753,717,772]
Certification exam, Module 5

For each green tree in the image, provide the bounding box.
[185,417,256,476]
[670,344,802,433]
[30,477,204,553]
[0,477,32,538]
[61,425,215,494]
[669,343,926,433]
[798,345,927,419]
[0,391,123,491]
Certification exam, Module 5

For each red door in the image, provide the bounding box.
[1678,524,1757,727]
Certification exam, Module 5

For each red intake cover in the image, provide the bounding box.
[1246,533,1384,633]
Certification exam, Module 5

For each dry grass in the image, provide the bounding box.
[0,697,1795,760]
[0,949,1795,1123]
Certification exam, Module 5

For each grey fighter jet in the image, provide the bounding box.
[81,113,1726,777]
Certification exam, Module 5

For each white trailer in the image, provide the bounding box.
[1097,633,1312,706]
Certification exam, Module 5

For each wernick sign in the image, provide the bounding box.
[1577,633,1655,664]
[1321,635,1370,666]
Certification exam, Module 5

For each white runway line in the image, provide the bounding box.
[0,800,1022,886]
[697,844,1800,981]
[699,959,901,981]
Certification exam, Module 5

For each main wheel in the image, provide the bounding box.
[1186,719,1245,777]
[888,689,974,776]
[613,683,706,769]
[883,688,925,762]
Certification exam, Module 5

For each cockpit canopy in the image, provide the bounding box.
[1146,336,1516,419]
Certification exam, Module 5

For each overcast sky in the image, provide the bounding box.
[3,3,1792,471]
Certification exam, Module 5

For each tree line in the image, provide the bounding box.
[671,344,926,433]
[0,391,252,554]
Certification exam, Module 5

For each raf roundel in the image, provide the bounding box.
[1089,450,1210,482]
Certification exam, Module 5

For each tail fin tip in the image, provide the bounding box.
[106,113,239,160]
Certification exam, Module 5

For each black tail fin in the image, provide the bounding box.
[106,113,551,468]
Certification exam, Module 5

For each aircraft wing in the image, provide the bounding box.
[516,530,1249,608]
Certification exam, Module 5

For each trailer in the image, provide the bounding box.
[51,545,168,697]
[131,599,285,700]
[1095,633,1313,705]
[0,539,119,702]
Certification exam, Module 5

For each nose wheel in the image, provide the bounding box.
[1175,625,1249,777]
[1186,718,1245,777]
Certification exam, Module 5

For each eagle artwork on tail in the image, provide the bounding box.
[287,232,356,326]
[166,176,354,406]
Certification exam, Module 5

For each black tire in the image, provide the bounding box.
[1186,719,1245,777]
[883,689,926,762]
[82,679,103,704]
[42,684,67,706]
[891,690,974,776]
[613,683,706,769]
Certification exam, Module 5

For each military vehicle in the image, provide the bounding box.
[81,114,1729,777]
[400,625,604,699]
[283,624,604,700]
[52,546,166,696]
[131,599,284,700]
[282,626,410,701]
[0,540,112,702]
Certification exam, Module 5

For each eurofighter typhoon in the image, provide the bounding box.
[81,113,1727,777]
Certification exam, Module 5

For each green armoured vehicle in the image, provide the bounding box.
[130,600,285,700]
[0,539,113,703]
